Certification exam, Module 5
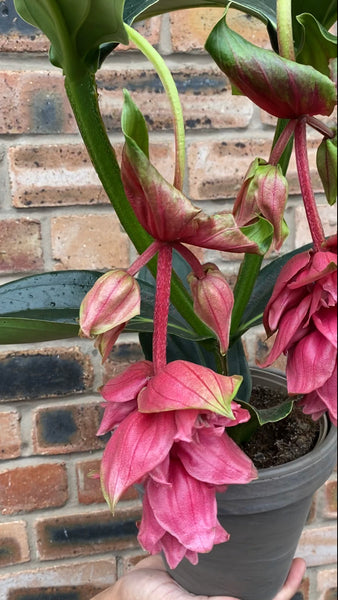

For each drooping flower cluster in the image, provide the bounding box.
[261,236,337,426]
[97,360,257,568]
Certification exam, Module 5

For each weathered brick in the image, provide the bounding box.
[317,567,338,600]
[297,525,337,567]
[323,480,337,519]
[0,71,73,135]
[76,458,139,505]
[294,576,310,600]
[51,214,130,270]
[187,137,323,201]
[118,551,150,576]
[0,559,116,600]
[170,7,270,52]
[0,0,48,52]
[8,141,174,208]
[0,463,68,515]
[117,16,162,51]
[0,410,21,459]
[0,347,93,401]
[36,507,141,560]
[32,402,108,455]
[0,521,30,567]
[0,219,43,273]
[96,65,253,132]
[294,204,337,248]
[103,342,145,382]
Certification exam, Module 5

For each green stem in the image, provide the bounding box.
[230,254,263,337]
[276,0,295,60]
[64,71,209,338]
[125,24,185,190]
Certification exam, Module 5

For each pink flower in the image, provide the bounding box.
[79,269,140,358]
[188,263,234,355]
[98,359,257,567]
[261,237,337,425]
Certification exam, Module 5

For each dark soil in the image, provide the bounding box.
[241,386,321,469]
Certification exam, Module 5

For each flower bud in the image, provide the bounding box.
[79,269,140,337]
[188,263,234,355]
[316,132,337,206]
[233,159,289,251]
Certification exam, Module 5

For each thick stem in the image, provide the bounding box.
[153,244,173,373]
[294,118,326,251]
[276,0,295,60]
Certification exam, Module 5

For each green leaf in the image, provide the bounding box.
[14,0,128,76]
[0,270,102,343]
[206,11,337,119]
[240,217,274,256]
[0,318,79,344]
[292,0,337,38]
[122,90,150,157]
[295,13,337,76]
[235,243,313,336]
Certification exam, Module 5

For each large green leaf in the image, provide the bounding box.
[296,13,337,76]
[0,270,102,343]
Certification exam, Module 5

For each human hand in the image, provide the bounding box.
[91,554,306,600]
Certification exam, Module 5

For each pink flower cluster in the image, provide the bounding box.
[261,236,337,426]
[97,360,257,568]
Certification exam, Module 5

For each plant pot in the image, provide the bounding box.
[166,367,337,600]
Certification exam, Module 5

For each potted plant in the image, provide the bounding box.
[0,1,336,598]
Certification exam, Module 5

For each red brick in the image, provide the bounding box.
[0,347,94,402]
[0,410,21,459]
[297,525,337,567]
[170,7,270,52]
[76,458,139,505]
[0,559,116,599]
[187,137,323,201]
[0,521,30,567]
[35,507,142,560]
[9,142,175,208]
[0,71,74,135]
[103,342,145,383]
[96,65,253,132]
[323,480,337,519]
[0,219,43,273]
[0,463,68,515]
[116,16,162,51]
[51,214,130,270]
[32,402,107,455]
[294,204,337,248]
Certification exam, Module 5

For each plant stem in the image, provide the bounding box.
[276,0,295,60]
[64,71,210,339]
[153,244,173,373]
[294,118,326,251]
[306,116,336,139]
[230,254,263,337]
[172,243,205,279]
[125,24,185,190]
[269,119,297,165]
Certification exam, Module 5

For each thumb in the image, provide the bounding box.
[274,558,306,600]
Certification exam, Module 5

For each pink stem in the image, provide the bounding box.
[172,242,205,279]
[294,118,326,251]
[128,240,161,277]
[153,243,173,373]
[306,116,335,139]
[269,119,297,165]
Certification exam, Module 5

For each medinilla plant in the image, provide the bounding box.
[0,0,336,568]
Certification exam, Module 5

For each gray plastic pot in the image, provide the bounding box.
[166,368,337,600]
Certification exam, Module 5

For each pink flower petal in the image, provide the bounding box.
[101,360,153,403]
[138,360,242,418]
[313,307,337,349]
[97,399,137,435]
[286,330,337,394]
[100,410,176,509]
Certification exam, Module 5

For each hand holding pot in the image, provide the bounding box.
[90,555,306,600]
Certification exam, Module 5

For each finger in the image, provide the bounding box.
[273,558,306,600]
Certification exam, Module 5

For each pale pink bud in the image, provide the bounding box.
[79,269,140,337]
[188,263,234,355]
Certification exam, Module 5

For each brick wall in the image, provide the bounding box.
[0,2,336,599]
